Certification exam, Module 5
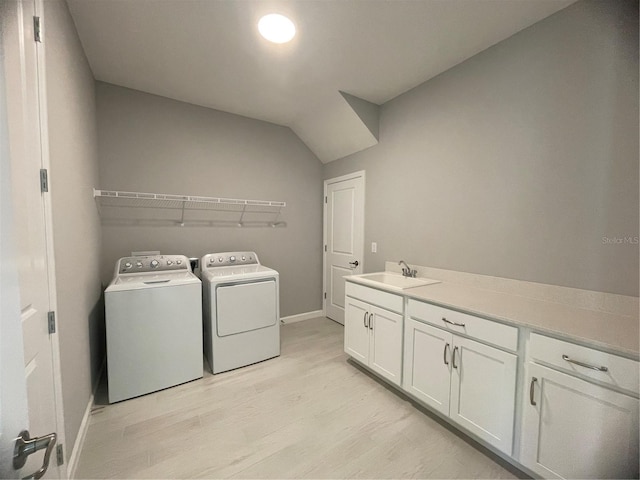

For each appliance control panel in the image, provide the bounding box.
[117,255,191,274]
[202,252,259,268]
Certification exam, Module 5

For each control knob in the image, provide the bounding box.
[241,256,246,261]
[167,260,173,266]
[218,257,223,262]
[229,256,236,263]
[124,262,132,269]
[150,259,160,268]
[136,261,143,268]
[176,259,182,265]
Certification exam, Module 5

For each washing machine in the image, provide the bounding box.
[105,254,203,403]
[201,251,280,374]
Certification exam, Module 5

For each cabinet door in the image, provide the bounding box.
[369,305,403,386]
[344,297,370,363]
[402,319,452,416]
[450,336,516,455]
[521,363,639,479]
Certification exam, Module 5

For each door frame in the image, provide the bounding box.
[24,0,67,474]
[322,170,366,318]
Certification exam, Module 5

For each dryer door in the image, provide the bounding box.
[216,280,277,337]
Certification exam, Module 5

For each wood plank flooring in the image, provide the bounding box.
[75,317,525,479]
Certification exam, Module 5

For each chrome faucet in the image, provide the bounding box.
[398,260,417,278]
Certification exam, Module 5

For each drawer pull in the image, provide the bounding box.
[363,312,368,329]
[369,313,373,330]
[562,354,608,372]
[530,377,538,405]
[443,343,450,365]
[442,317,465,328]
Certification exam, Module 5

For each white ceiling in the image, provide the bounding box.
[67,0,575,162]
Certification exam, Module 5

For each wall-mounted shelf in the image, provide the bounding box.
[93,189,286,228]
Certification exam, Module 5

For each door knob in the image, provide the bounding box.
[13,430,57,480]
[348,260,359,268]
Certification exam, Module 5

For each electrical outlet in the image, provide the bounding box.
[371,242,377,253]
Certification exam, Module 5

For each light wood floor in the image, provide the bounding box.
[75,317,525,479]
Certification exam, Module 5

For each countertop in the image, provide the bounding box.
[347,275,639,359]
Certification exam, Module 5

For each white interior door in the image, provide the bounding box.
[324,172,364,324]
[2,0,62,478]
[0,6,30,474]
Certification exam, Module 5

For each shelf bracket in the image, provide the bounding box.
[238,203,247,227]
[179,202,186,226]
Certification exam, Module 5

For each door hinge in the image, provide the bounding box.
[48,311,56,334]
[324,245,327,252]
[56,444,64,466]
[40,168,48,192]
[324,292,326,299]
[325,196,327,203]
[33,16,42,42]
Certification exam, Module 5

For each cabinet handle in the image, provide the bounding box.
[442,317,466,328]
[562,354,608,372]
[369,313,373,330]
[452,346,459,369]
[529,377,538,406]
[443,343,450,365]
[363,312,368,328]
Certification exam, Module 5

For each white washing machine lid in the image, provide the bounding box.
[106,270,200,292]
[201,264,278,284]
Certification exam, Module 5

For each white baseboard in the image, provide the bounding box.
[280,310,324,324]
[67,393,93,479]
[68,360,104,478]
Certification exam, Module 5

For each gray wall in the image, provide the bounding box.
[96,83,324,316]
[44,0,103,459]
[325,0,639,297]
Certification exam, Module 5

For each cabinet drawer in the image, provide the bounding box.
[529,333,639,395]
[408,299,518,351]
[346,282,403,314]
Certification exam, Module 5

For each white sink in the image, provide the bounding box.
[356,272,441,290]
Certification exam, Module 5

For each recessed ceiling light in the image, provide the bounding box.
[258,14,296,44]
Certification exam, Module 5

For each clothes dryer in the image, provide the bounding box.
[201,252,280,373]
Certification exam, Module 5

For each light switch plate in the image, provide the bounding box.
[371,242,377,253]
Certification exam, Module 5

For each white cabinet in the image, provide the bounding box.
[404,303,517,455]
[521,335,639,479]
[403,319,451,416]
[344,297,370,363]
[345,277,639,479]
[344,284,403,386]
[449,335,517,454]
[368,304,403,384]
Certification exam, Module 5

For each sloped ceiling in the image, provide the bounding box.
[66,0,575,163]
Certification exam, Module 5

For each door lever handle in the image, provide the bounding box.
[13,430,57,480]
[348,260,359,268]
